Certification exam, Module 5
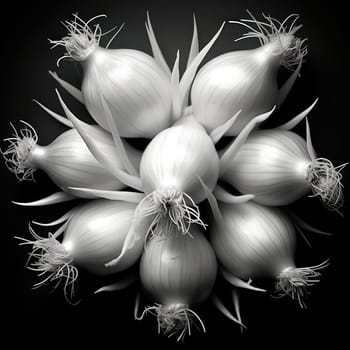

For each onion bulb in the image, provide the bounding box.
[17,199,143,301]
[138,226,217,341]
[139,114,219,235]
[211,201,329,308]
[1,122,140,198]
[191,12,307,135]
[50,14,172,138]
[220,122,346,211]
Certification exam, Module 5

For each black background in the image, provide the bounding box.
[2,0,349,348]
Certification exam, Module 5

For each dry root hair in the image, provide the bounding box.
[138,186,206,239]
[1,121,38,181]
[137,303,205,342]
[230,11,308,69]
[16,226,79,304]
[50,13,124,65]
[275,259,329,308]
[306,158,347,213]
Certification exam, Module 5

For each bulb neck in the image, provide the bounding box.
[29,144,46,169]
[254,34,292,69]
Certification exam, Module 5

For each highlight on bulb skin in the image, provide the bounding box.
[230,11,308,69]
[274,259,330,308]
[306,158,347,212]
[136,303,205,342]
[16,226,78,304]
[1,121,38,181]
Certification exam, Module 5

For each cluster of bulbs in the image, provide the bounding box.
[3,12,346,341]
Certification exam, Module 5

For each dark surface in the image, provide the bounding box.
[2,0,349,348]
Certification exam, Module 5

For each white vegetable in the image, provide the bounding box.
[17,199,144,301]
[50,14,172,138]
[191,12,306,135]
[139,114,219,235]
[211,200,329,308]
[137,226,217,341]
[221,113,347,211]
[1,121,141,198]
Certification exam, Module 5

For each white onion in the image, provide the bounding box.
[139,114,219,235]
[191,13,306,135]
[18,199,142,301]
[1,122,140,198]
[221,127,346,211]
[138,226,217,341]
[51,14,172,138]
[211,201,329,308]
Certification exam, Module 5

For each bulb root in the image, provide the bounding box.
[1,121,38,181]
[139,186,206,239]
[230,11,307,69]
[306,158,347,212]
[275,259,330,308]
[16,226,78,304]
[138,303,205,342]
[49,13,119,64]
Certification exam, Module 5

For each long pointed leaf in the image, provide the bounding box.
[186,14,199,68]
[171,51,181,121]
[305,118,317,160]
[145,12,171,76]
[49,71,84,104]
[295,225,312,248]
[12,191,76,206]
[56,90,143,191]
[33,99,73,128]
[212,294,246,328]
[105,210,151,268]
[100,94,138,176]
[210,110,241,143]
[277,98,318,131]
[68,187,144,203]
[219,108,274,175]
[32,209,74,227]
[94,274,137,294]
[180,22,225,112]
[221,268,266,292]
[288,211,333,236]
[232,289,245,333]
[197,176,222,222]
[213,185,255,204]
[276,60,302,108]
